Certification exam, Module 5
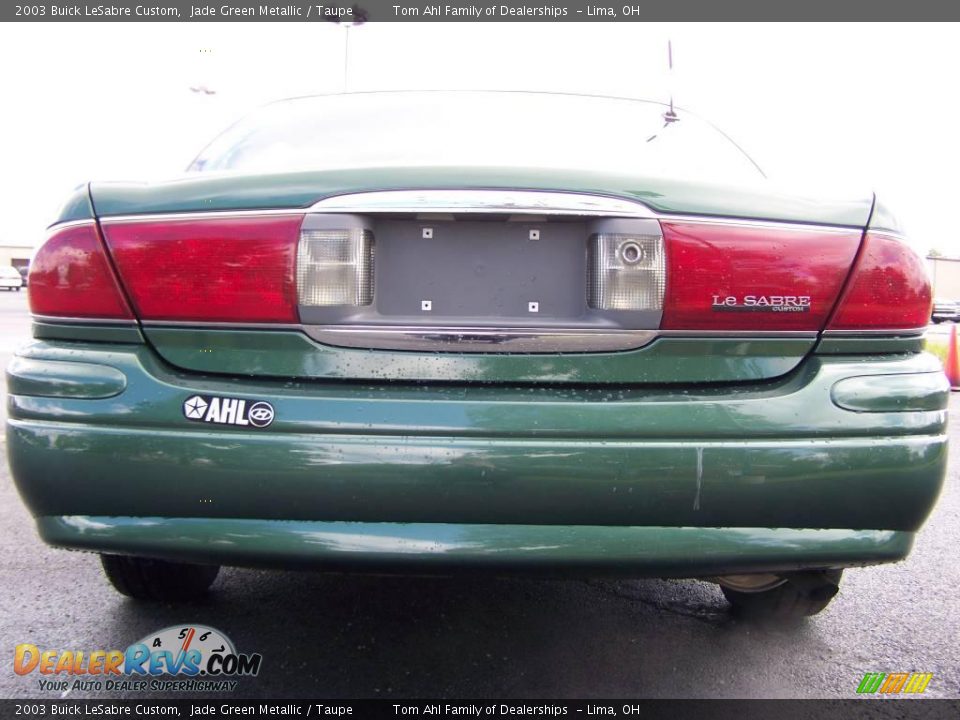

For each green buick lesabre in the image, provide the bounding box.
[6,92,945,620]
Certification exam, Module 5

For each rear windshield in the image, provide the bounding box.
[189,91,764,183]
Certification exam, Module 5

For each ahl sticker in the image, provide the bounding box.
[183,395,275,428]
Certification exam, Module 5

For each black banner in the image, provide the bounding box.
[3,700,960,720]
[4,0,960,22]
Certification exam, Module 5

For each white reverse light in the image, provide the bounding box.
[297,228,375,306]
[587,233,665,311]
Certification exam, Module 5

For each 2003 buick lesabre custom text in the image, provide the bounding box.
[6,91,946,621]
[31,5,183,17]
[17,704,179,715]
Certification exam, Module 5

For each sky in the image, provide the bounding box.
[0,22,957,255]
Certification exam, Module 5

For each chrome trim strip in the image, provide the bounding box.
[308,190,657,218]
[658,329,818,339]
[98,210,305,225]
[45,219,96,232]
[140,320,303,331]
[822,329,926,338]
[40,317,919,345]
[136,321,821,339]
[866,230,909,243]
[32,315,137,326]
[302,325,659,353]
[656,214,860,234]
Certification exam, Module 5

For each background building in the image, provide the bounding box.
[0,242,31,276]
[928,256,960,300]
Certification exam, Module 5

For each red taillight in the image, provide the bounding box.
[102,216,303,323]
[660,221,863,331]
[29,223,134,319]
[827,232,931,330]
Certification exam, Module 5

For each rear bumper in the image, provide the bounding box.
[37,517,913,577]
[7,340,949,574]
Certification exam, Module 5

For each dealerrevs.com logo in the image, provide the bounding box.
[15,625,262,693]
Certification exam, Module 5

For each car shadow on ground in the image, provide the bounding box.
[97,567,819,699]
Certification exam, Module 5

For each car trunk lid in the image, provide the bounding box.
[87,168,877,385]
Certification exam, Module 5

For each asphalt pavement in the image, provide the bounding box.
[0,288,957,699]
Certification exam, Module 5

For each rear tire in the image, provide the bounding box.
[100,554,219,601]
[720,569,843,621]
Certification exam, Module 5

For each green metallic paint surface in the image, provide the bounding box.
[143,328,815,384]
[37,517,914,577]
[88,167,874,228]
[6,343,947,538]
[10,425,945,532]
[815,336,924,355]
[831,372,950,413]
[32,321,144,345]
[34,322,924,368]
[6,356,126,399]
[9,341,945,439]
[51,184,95,226]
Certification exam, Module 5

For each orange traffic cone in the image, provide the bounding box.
[946,324,960,391]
